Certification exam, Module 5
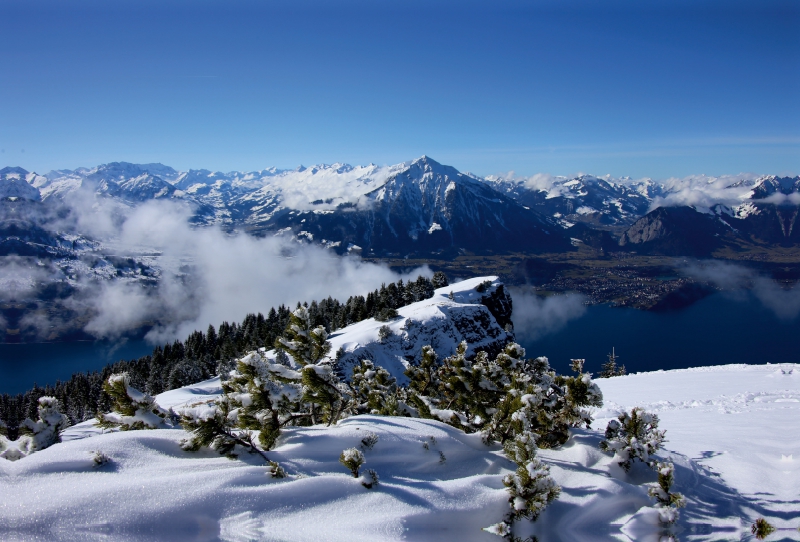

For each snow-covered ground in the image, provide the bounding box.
[2,363,797,541]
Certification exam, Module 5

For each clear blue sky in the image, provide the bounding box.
[1,0,798,178]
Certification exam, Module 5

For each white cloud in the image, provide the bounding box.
[509,288,587,342]
[78,199,429,342]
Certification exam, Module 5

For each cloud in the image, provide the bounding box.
[649,173,760,211]
[74,199,430,343]
[680,259,800,320]
[509,288,587,342]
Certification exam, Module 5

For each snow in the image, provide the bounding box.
[3,282,799,540]
[44,364,800,541]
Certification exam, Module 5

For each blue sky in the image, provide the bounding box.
[1,0,798,178]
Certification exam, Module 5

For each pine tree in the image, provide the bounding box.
[96,373,171,431]
[432,271,449,288]
[598,348,626,378]
[351,360,400,415]
[0,397,71,461]
[648,461,685,524]
[599,407,665,471]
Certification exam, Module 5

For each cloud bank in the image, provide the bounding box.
[2,195,429,344]
[509,288,588,342]
[680,260,800,320]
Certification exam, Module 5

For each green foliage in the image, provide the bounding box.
[351,360,400,416]
[275,306,331,367]
[648,461,685,524]
[375,307,398,322]
[751,518,775,540]
[405,341,601,538]
[96,373,169,431]
[267,461,286,478]
[432,271,449,289]
[599,407,665,471]
[339,447,365,477]
[598,349,626,378]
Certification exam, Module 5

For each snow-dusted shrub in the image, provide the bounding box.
[648,461,685,524]
[267,460,286,478]
[404,341,600,538]
[360,431,379,450]
[18,396,70,454]
[91,450,111,467]
[751,518,775,540]
[0,397,70,461]
[96,373,171,431]
[183,307,350,459]
[340,447,365,477]
[600,407,665,471]
[275,306,348,426]
[361,468,379,489]
[378,325,393,342]
[351,359,403,416]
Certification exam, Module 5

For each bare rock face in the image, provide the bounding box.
[619,206,732,256]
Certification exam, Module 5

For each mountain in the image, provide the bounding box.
[486,173,655,228]
[619,206,735,256]
[7,157,799,257]
[264,156,572,256]
[0,167,42,201]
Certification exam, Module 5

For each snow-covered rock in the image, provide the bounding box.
[329,276,514,385]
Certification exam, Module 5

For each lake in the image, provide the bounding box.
[1,291,798,395]
[518,291,800,376]
[0,339,153,395]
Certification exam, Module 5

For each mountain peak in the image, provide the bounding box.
[0,166,30,177]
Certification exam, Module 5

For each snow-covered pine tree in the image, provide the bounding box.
[648,461,685,524]
[351,359,401,415]
[431,271,449,288]
[502,432,561,522]
[339,447,365,477]
[180,347,311,459]
[274,306,347,425]
[7,397,71,459]
[96,373,171,431]
[599,407,665,471]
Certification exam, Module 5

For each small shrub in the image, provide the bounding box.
[361,469,379,489]
[91,450,111,467]
[648,461,685,524]
[375,307,398,322]
[378,325,393,342]
[267,461,286,479]
[340,447,365,477]
[360,432,379,450]
[751,518,775,540]
[600,407,665,471]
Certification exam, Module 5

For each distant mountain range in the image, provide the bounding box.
[2,158,799,258]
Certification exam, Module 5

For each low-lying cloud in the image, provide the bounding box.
[3,197,429,343]
[680,259,800,320]
[509,288,588,342]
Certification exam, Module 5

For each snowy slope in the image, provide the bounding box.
[7,363,798,542]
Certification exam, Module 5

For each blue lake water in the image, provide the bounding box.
[518,291,800,376]
[0,339,153,395]
[1,292,799,395]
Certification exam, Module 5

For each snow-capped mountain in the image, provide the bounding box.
[265,156,571,255]
[486,173,654,227]
[5,158,800,256]
[0,167,43,201]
